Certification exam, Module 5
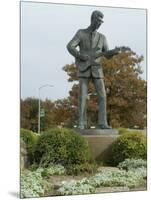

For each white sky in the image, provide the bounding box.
[21,1,147,101]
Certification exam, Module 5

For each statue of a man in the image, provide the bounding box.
[67,10,117,129]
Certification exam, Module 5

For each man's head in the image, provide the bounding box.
[91,10,104,30]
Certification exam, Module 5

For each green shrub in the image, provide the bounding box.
[117,127,129,135]
[117,128,145,135]
[38,164,66,177]
[108,131,147,166]
[66,163,97,175]
[20,128,38,164]
[20,139,28,169]
[34,128,92,167]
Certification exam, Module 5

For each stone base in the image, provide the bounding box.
[77,128,118,135]
[75,128,119,160]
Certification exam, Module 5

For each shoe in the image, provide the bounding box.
[97,124,112,129]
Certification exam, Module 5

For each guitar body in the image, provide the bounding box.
[76,47,101,72]
[75,56,100,72]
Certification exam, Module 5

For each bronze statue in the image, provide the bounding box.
[67,10,126,129]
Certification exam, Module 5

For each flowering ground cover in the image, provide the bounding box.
[20,159,147,198]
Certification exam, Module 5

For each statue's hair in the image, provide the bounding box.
[91,10,104,22]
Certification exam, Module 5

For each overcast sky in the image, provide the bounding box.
[21,1,146,101]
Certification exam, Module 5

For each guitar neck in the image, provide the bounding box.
[96,48,118,59]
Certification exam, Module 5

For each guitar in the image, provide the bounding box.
[76,46,131,72]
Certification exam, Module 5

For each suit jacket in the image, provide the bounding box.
[67,29,109,78]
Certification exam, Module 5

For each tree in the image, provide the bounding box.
[21,98,56,131]
[53,98,78,128]
[40,98,55,131]
[63,48,147,128]
[21,98,39,131]
[21,97,77,131]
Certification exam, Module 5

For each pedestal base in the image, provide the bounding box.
[77,128,118,135]
[75,129,119,160]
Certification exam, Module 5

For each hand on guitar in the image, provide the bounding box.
[78,53,89,61]
[104,46,131,59]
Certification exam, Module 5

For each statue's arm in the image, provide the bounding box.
[67,30,81,58]
[102,35,118,59]
[102,35,109,52]
[67,30,88,61]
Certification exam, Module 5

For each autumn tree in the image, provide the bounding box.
[40,98,55,131]
[21,97,77,131]
[21,98,39,131]
[63,48,147,128]
[53,98,78,127]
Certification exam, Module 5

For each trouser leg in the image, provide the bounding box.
[78,78,88,128]
[93,78,108,126]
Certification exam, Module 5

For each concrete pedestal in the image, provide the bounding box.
[75,129,119,160]
[78,128,118,135]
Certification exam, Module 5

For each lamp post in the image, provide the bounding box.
[38,84,53,134]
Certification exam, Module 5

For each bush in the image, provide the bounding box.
[117,127,129,135]
[20,128,38,164]
[34,128,92,167]
[37,164,66,177]
[108,131,147,166]
[20,139,28,169]
[66,163,97,175]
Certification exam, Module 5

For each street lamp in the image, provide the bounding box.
[38,84,53,134]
